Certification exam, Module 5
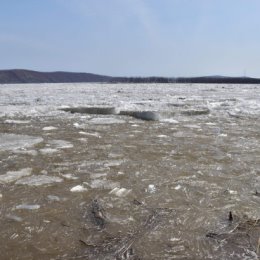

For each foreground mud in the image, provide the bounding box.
[0,83,259,259]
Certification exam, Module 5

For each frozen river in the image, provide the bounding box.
[0,83,259,259]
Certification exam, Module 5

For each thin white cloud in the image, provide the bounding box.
[125,0,161,40]
[56,0,162,41]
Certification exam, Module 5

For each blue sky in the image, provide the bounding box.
[1,0,260,77]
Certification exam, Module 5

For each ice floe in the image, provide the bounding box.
[109,187,131,197]
[146,184,156,193]
[0,134,43,151]
[0,168,32,184]
[16,175,63,186]
[5,214,23,222]
[13,150,38,156]
[88,117,125,124]
[89,179,120,189]
[15,204,40,210]
[47,195,61,202]
[40,148,59,154]
[4,119,30,124]
[43,126,57,131]
[48,140,73,149]
[78,131,101,138]
[60,173,78,180]
[70,185,88,192]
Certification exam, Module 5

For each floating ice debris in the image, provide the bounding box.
[161,118,179,124]
[15,204,40,210]
[171,245,185,253]
[157,135,168,138]
[0,134,43,151]
[0,193,2,199]
[146,184,156,193]
[10,233,19,240]
[16,175,63,186]
[61,173,78,180]
[4,119,30,124]
[73,122,80,128]
[218,133,228,137]
[0,168,32,184]
[13,150,38,156]
[42,126,57,131]
[40,148,58,154]
[90,179,120,189]
[6,214,23,222]
[70,185,88,192]
[104,159,125,167]
[79,131,101,138]
[175,185,182,190]
[109,187,131,197]
[184,124,201,129]
[90,173,107,179]
[89,117,125,124]
[48,140,73,149]
[170,237,181,242]
[47,195,60,202]
[227,189,238,195]
[79,131,88,135]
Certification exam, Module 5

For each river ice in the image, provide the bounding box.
[0,83,259,260]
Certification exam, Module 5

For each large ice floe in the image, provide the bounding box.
[0,134,43,151]
[0,168,32,184]
[16,175,63,186]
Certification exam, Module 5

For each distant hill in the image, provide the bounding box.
[1,69,260,84]
[0,69,111,84]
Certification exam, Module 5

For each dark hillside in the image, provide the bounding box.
[1,69,260,84]
[0,69,111,84]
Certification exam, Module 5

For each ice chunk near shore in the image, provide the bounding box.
[0,134,43,151]
[0,168,32,184]
[16,175,63,186]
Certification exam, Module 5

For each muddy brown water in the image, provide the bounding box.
[0,83,259,259]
